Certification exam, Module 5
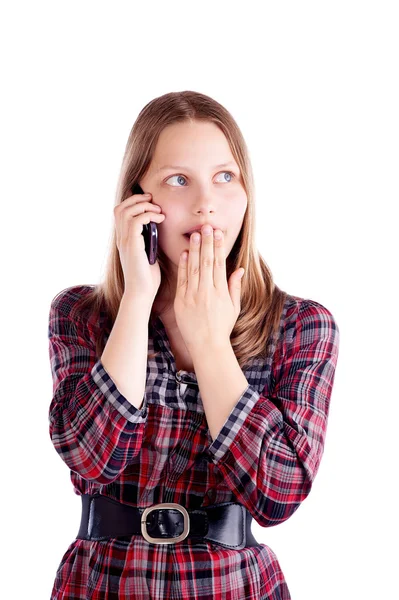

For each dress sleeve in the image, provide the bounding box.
[206,299,340,528]
[48,300,148,484]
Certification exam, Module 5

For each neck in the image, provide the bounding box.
[152,296,177,329]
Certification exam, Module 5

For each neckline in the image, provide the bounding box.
[152,314,197,378]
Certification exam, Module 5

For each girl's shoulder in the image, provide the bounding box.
[50,284,96,317]
[283,292,339,323]
[277,292,340,356]
[277,294,339,356]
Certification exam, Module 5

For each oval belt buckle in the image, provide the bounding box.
[141,502,190,544]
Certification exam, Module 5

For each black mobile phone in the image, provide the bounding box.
[131,182,158,265]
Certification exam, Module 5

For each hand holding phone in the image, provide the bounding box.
[113,183,165,299]
[131,183,159,265]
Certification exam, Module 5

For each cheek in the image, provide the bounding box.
[237,200,248,230]
[157,225,185,251]
[228,189,248,218]
[230,201,247,230]
[238,192,248,214]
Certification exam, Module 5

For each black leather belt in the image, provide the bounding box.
[76,494,259,550]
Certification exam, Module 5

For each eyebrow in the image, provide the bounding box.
[157,161,238,172]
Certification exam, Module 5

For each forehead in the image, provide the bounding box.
[151,121,238,172]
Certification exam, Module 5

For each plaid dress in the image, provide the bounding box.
[48,285,340,599]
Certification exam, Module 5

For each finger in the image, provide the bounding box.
[119,192,152,206]
[213,228,226,289]
[187,231,201,295]
[177,249,189,293]
[199,225,214,291]
[119,204,163,244]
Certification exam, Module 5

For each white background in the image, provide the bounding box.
[1,1,397,598]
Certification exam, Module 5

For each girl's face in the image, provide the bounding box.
[139,120,248,281]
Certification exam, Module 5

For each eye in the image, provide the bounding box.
[216,171,235,183]
[165,171,236,186]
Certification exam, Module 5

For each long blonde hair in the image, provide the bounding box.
[67,90,288,370]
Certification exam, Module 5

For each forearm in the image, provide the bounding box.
[190,342,249,442]
[101,293,152,410]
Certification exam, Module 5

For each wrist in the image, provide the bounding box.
[121,292,153,311]
[189,339,232,358]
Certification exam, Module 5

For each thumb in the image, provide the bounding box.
[229,268,245,309]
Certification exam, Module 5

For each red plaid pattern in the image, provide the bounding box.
[48,285,339,599]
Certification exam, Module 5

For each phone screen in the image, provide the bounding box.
[131,183,158,264]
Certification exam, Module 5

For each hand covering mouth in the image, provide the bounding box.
[183,227,223,238]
